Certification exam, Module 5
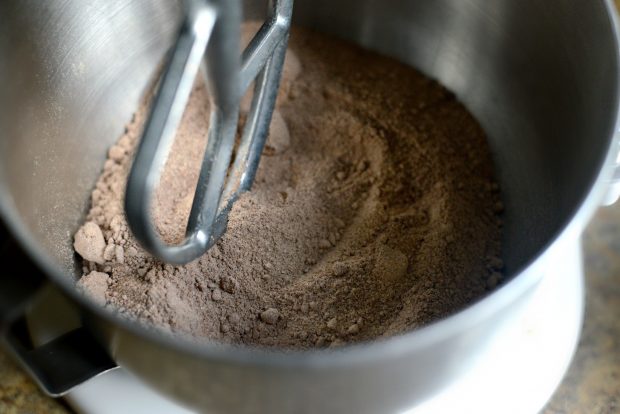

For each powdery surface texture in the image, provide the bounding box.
[74,26,504,349]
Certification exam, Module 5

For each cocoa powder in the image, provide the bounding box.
[74,26,503,348]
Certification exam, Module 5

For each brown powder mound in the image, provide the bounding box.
[74,25,503,349]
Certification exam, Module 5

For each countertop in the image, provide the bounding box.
[0,351,70,413]
[541,203,620,414]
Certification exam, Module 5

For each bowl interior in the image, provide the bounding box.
[0,0,617,287]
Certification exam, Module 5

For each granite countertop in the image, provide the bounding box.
[541,203,620,414]
[0,351,70,413]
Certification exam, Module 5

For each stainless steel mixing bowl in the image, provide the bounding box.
[0,0,619,413]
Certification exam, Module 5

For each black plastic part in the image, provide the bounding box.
[0,220,117,397]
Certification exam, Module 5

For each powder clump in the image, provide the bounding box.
[77,271,110,306]
[74,25,503,348]
[74,222,106,264]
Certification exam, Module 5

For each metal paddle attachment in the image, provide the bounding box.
[125,0,293,264]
